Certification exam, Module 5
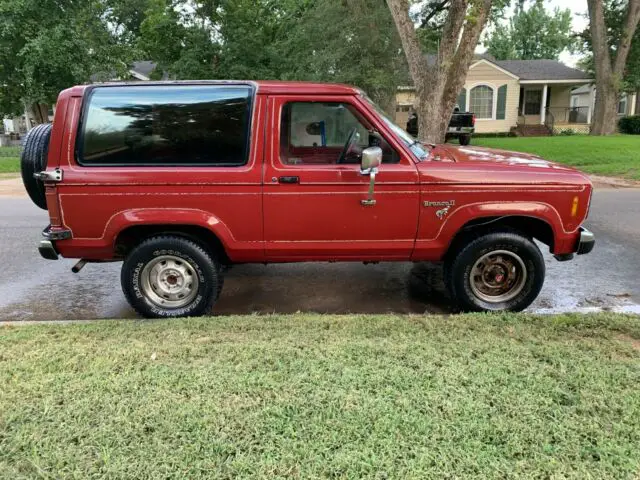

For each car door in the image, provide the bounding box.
[263,94,420,260]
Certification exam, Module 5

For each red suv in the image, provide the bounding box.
[21,81,594,318]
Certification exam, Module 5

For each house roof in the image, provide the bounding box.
[91,61,162,82]
[130,61,158,80]
[425,55,591,82]
[492,60,592,81]
[572,84,593,95]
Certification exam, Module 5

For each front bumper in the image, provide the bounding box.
[577,227,595,255]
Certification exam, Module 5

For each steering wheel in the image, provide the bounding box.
[337,128,361,164]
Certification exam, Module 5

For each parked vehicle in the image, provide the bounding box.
[406,107,475,145]
[22,81,594,318]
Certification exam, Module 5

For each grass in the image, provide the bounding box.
[0,158,19,173]
[0,146,20,174]
[472,135,640,180]
[1,313,640,478]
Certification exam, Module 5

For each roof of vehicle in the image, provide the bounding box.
[255,80,361,95]
[67,80,362,96]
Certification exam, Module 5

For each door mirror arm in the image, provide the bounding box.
[360,147,382,207]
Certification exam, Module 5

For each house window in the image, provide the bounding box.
[618,95,628,115]
[470,85,494,119]
[524,90,543,115]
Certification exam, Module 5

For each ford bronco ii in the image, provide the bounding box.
[21,81,594,318]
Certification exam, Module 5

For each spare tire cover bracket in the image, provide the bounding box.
[34,168,63,182]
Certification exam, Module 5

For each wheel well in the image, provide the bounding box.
[447,216,555,256]
[114,225,230,264]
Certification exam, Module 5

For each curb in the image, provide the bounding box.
[589,175,640,189]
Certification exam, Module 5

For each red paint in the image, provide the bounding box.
[44,81,592,262]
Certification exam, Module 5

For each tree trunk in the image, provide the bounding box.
[588,0,640,135]
[636,90,640,115]
[28,103,50,126]
[387,0,492,144]
[591,81,618,135]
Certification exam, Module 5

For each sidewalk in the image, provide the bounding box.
[0,175,24,196]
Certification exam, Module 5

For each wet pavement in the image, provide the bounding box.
[1,189,639,322]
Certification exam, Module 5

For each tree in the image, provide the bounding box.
[0,0,132,124]
[387,0,495,143]
[587,0,640,135]
[138,0,406,110]
[485,0,575,60]
[278,0,408,113]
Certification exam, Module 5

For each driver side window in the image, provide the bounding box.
[279,102,398,165]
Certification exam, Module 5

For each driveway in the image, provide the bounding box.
[1,187,639,321]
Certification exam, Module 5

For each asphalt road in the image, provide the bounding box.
[1,189,639,321]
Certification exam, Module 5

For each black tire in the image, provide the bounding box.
[121,236,221,318]
[459,134,471,146]
[20,123,52,210]
[215,264,225,300]
[445,231,545,312]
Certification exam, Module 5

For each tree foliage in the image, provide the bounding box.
[136,0,407,109]
[0,0,406,120]
[0,0,132,118]
[485,0,575,60]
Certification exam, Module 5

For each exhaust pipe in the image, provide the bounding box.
[72,259,88,273]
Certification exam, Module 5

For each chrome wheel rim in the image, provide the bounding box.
[140,255,199,309]
[470,250,527,303]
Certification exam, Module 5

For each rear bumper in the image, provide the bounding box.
[577,227,595,255]
[447,127,474,135]
[38,240,59,260]
[38,225,72,260]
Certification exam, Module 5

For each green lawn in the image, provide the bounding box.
[2,313,640,478]
[0,146,21,173]
[0,158,19,173]
[472,135,640,180]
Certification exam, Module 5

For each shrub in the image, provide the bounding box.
[558,129,576,136]
[619,115,640,134]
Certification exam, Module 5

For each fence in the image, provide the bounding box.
[547,107,590,125]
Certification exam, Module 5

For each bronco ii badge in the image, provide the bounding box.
[423,200,455,220]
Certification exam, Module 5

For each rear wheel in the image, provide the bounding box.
[121,236,221,318]
[20,123,52,210]
[445,231,545,312]
[459,134,471,146]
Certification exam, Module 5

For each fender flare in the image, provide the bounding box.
[103,208,235,250]
[436,201,567,243]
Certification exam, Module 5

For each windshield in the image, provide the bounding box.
[363,95,430,160]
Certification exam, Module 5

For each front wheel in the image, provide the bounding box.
[121,236,221,318]
[445,231,545,312]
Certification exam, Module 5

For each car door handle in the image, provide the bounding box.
[279,176,300,184]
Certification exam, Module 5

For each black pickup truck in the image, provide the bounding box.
[406,107,475,145]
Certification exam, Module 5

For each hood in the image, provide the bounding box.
[435,144,575,172]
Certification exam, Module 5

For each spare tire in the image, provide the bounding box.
[20,123,52,210]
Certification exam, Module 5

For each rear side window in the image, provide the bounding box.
[78,85,252,166]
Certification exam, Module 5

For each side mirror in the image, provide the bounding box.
[359,147,382,207]
[360,146,382,175]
